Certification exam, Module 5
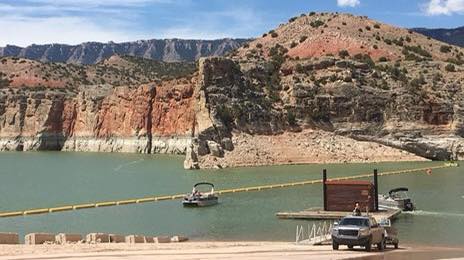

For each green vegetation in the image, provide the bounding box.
[446,58,464,65]
[392,38,404,46]
[378,57,388,62]
[440,45,452,53]
[290,42,298,48]
[264,44,288,101]
[365,26,371,31]
[377,64,408,82]
[0,72,11,87]
[373,23,381,29]
[271,32,279,38]
[402,49,424,62]
[338,50,350,58]
[215,105,234,129]
[287,110,297,126]
[445,63,455,72]
[299,36,308,43]
[310,20,325,28]
[256,43,263,49]
[353,53,375,67]
[123,56,196,80]
[403,45,431,58]
[289,17,298,23]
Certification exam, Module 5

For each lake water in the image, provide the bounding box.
[0,152,462,246]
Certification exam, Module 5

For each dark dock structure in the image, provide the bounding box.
[277,169,401,222]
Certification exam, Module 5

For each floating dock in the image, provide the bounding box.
[276,208,402,222]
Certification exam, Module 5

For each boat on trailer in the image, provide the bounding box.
[378,187,415,211]
[182,182,218,207]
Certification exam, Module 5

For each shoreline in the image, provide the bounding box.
[1,241,463,260]
[196,129,429,169]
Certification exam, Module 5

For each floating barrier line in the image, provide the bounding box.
[0,164,453,218]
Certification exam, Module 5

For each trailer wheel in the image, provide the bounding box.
[394,242,399,249]
[377,238,385,251]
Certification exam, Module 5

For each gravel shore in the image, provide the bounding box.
[2,242,464,260]
[199,129,427,169]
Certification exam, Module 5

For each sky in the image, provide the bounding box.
[0,0,463,47]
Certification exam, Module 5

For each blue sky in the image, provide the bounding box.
[0,0,463,47]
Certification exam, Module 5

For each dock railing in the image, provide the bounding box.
[295,221,333,245]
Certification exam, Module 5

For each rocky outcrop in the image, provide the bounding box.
[0,80,195,154]
[0,39,249,64]
[183,53,464,166]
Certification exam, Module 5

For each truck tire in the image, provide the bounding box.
[365,237,372,252]
[348,245,354,249]
[332,242,339,250]
[394,242,399,249]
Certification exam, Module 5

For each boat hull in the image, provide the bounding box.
[182,197,218,207]
[378,196,414,211]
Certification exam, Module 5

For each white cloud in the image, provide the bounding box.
[153,8,265,40]
[0,16,145,47]
[337,0,360,7]
[424,0,464,15]
[25,0,173,8]
[0,1,258,46]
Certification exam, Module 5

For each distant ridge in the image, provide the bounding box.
[413,26,464,47]
[0,38,250,64]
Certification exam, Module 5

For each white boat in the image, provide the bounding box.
[182,182,218,207]
[378,187,415,211]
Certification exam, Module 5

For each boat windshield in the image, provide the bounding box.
[390,191,408,199]
[340,218,369,227]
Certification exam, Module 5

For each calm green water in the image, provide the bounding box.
[0,152,462,246]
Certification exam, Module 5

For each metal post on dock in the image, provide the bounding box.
[323,169,327,211]
[374,169,379,212]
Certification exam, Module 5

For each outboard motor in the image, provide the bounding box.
[403,199,415,211]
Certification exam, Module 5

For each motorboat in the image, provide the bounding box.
[182,182,218,207]
[378,187,415,211]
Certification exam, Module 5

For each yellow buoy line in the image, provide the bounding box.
[0,164,454,218]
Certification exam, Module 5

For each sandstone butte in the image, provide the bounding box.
[0,12,463,169]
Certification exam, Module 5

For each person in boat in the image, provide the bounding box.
[353,202,362,216]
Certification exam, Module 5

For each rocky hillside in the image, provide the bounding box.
[0,38,249,64]
[1,12,463,169]
[413,27,464,47]
[185,12,464,168]
[0,55,195,89]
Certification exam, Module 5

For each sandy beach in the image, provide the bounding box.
[1,242,464,260]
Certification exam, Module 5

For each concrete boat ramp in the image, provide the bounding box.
[276,208,402,222]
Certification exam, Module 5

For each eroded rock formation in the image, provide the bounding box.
[0,80,195,154]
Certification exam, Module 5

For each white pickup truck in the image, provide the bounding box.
[331,215,386,251]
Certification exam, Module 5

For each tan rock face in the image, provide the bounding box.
[0,79,195,153]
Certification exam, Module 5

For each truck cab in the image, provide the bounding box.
[331,215,386,251]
